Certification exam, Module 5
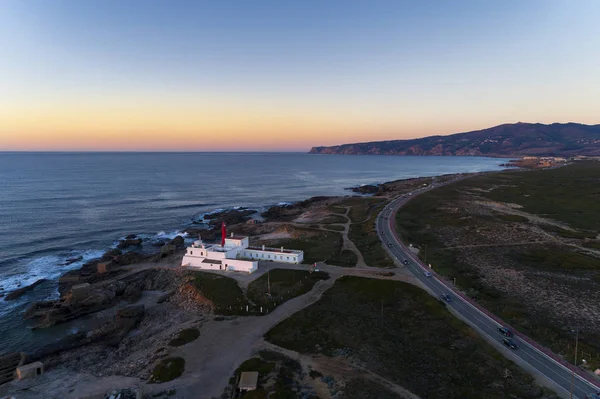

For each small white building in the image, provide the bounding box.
[238,371,259,391]
[181,224,303,274]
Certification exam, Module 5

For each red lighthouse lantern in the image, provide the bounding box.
[221,221,226,247]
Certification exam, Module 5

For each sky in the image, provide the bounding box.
[1,0,599,151]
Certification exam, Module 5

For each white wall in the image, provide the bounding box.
[225,237,249,248]
[182,255,223,271]
[223,258,258,273]
[182,255,258,273]
[241,249,303,264]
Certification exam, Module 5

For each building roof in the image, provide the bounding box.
[227,235,248,240]
[247,246,303,254]
[238,371,259,390]
[201,258,222,264]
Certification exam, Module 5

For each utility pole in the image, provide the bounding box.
[570,329,579,399]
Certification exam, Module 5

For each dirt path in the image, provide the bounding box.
[337,207,367,267]
[258,341,422,399]
[139,261,419,398]
[142,275,339,399]
[273,207,368,268]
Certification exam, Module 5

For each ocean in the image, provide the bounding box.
[0,152,508,353]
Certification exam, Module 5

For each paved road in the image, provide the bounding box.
[376,178,600,399]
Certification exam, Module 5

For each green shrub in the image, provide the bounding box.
[235,357,275,376]
[309,369,323,379]
[168,328,200,347]
[149,357,185,383]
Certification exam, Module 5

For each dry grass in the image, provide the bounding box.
[395,162,600,368]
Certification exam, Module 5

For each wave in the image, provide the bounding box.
[0,249,104,295]
[162,203,218,211]
[154,230,189,240]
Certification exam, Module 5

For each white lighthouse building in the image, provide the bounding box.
[181,222,303,274]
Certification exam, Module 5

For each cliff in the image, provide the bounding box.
[309,122,600,157]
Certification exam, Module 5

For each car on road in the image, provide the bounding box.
[424,271,432,277]
[388,243,393,247]
[441,294,452,303]
[402,259,409,265]
[497,327,513,337]
[585,391,600,399]
[502,338,518,350]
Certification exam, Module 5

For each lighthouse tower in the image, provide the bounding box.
[221,221,226,247]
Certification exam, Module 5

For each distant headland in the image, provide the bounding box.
[309,122,600,157]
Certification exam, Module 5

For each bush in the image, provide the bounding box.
[309,369,323,379]
[169,328,200,347]
[235,357,276,376]
[149,357,185,383]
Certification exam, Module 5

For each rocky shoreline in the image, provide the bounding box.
[0,173,486,398]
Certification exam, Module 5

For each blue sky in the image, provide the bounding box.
[1,0,599,150]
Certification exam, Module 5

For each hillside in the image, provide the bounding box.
[309,122,600,157]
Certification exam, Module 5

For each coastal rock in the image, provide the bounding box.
[156,290,175,304]
[24,290,116,329]
[346,184,380,194]
[87,305,146,347]
[103,249,123,260]
[160,244,176,258]
[168,235,185,248]
[63,256,83,265]
[261,196,334,222]
[114,251,148,266]
[123,283,142,302]
[116,304,145,319]
[184,227,219,242]
[117,238,143,249]
[27,269,183,329]
[204,208,257,226]
[4,279,48,301]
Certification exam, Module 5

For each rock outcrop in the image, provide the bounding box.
[117,237,143,249]
[4,279,48,301]
[88,304,146,347]
[168,235,185,248]
[58,248,153,296]
[26,269,182,329]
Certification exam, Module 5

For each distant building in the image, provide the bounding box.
[181,222,303,273]
[238,371,259,392]
[16,362,44,380]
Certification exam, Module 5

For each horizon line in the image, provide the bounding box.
[0,150,310,154]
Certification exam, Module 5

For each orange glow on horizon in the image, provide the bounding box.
[0,99,454,151]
